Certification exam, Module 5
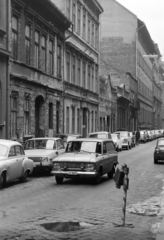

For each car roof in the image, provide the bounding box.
[89,131,111,134]
[26,137,62,141]
[0,139,22,147]
[67,138,113,142]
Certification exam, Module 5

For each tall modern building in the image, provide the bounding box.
[52,0,103,136]
[99,0,163,131]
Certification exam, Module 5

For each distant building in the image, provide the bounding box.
[99,0,162,130]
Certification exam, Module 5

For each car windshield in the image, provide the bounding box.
[117,132,128,137]
[89,133,107,139]
[111,134,117,140]
[158,140,164,147]
[24,139,56,150]
[66,141,99,153]
[0,145,8,156]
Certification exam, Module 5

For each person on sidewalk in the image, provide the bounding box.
[136,129,140,145]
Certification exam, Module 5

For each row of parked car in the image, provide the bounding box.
[0,129,163,188]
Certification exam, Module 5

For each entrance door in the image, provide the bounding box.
[83,108,87,137]
[35,96,45,137]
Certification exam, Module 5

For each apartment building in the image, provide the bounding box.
[52,0,103,136]
[10,0,70,142]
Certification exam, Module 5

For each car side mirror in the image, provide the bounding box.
[56,151,59,156]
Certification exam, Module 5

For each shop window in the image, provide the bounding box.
[24,97,30,135]
[49,103,53,129]
[11,92,18,137]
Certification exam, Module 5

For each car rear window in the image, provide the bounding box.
[89,133,107,139]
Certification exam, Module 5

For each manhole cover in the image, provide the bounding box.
[41,221,94,232]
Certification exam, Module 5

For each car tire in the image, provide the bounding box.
[0,172,5,189]
[93,168,102,184]
[154,158,158,164]
[108,165,116,179]
[55,176,64,184]
[19,170,28,182]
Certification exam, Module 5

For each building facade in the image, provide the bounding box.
[99,0,162,131]
[10,0,70,142]
[51,0,103,137]
[0,0,10,139]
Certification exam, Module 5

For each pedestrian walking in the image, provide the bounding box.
[136,128,140,145]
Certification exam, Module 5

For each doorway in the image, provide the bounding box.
[35,96,45,137]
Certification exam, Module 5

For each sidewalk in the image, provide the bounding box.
[156,217,164,240]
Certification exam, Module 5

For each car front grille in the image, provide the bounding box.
[29,157,42,162]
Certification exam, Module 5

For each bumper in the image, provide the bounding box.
[51,170,97,178]
[33,162,53,170]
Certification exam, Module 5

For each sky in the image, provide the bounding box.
[116,0,164,60]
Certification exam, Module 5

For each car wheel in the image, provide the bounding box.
[93,168,102,184]
[19,170,28,182]
[0,172,5,189]
[108,165,116,179]
[154,158,158,164]
[55,176,64,184]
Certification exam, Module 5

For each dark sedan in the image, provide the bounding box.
[154,138,164,164]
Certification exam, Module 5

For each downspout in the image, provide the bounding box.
[6,0,10,139]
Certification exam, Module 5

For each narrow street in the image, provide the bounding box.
[0,140,164,240]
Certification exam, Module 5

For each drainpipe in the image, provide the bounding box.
[6,0,10,139]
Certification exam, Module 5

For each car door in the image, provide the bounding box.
[106,141,117,173]
[15,145,25,177]
[8,145,22,180]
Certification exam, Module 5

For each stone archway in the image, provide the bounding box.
[35,95,45,137]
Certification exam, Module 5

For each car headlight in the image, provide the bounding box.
[53,162,61,170]
[85,163,95,171]
[41,157,48,162]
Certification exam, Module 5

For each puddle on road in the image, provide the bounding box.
[41,221,95,232]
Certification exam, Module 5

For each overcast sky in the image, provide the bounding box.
[116,0,164,60]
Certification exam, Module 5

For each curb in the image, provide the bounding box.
[156,218,164,240]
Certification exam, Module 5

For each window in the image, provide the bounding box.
[25,25,31,65]
[15,145,24,156]
[41,35,46,71]
[77,7,81,35]
[83,12,86,39]
[91,23,95,47]
[49,103,53,129]
[72,55,76,84]
[95,26,98,49]
[72,2,76,31]
[49,40,53,75]
[72,107,75,134]
[106,141,115,152]
[77,109,80,133]
[24,97,30,135]
[9,146,16,157]
[95,65,98,92]
[83,61,86,88]
[91,111,94,132]
[66,0,71,19]
[12,16,18,60]
[88,18,90,44]
[77,58,81,86]
[91,65,94,91]
[88,64,90,90]
[11,93,18,137]
[66,107,69,134]
[34,31,39,68]
[66,51,71,82]
[95,111,97,131]
[57,44,62,78]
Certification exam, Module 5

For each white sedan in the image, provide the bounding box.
[111,133,123,151]
[0,139,34,189]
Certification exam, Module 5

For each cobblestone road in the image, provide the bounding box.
[0,140,164,240]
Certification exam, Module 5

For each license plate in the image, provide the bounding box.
[68,171,77,175]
